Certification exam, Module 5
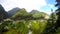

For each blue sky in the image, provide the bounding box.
[0,0,57,14]
[40,0,57,14]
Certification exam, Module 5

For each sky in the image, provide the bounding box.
[0,0,57,14]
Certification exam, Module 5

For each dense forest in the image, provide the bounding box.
[0,0,60,34]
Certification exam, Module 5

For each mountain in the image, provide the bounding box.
[8,7,20,17]
[0,4,8,19]
[30,10,40,18]
[11,8,30,20]
[30,10,40,14]
[29,10,49,19]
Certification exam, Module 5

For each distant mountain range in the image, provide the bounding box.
[7,8,49,18]
[7,8,41,17]
[0,4,49,20]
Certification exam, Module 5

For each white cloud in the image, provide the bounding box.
[48,4,54,9]
[1,0,46,12]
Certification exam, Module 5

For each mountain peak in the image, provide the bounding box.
[30,10,40,14]
[8,7,20,17]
